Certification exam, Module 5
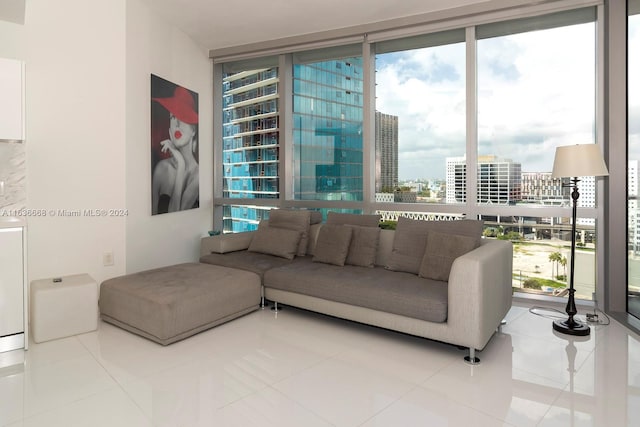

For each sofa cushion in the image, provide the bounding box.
[386,217,483,275]
[385,217,431,274]
[268,209,311,256]
[200,250,293,278]
[248,227,301,260]
[99,263,260,345]
[327,212,381,227]
[313,224,353,266]
[419,231,479,281]
[264,257,448,323]
[279,208,322,225]
[204,232,254,254]
[309,210,323,225]
[345,225,380,268]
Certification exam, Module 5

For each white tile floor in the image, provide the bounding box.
[1,302,639,427]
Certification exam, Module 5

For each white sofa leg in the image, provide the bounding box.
[260,286,266,309]
[464,347,480,365]
[271,301,280,312]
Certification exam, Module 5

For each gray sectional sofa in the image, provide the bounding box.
[200,211,513,363]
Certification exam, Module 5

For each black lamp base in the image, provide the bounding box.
[553,319,590,336]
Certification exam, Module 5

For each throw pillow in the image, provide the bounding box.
[419,231,479,281]
[313,224,353,266]
[385,217,431,274]
[345,225,381,268]
[326,212,381,228]
[386,217,483,274]
[268,209,311,256]
[248,227,302,260]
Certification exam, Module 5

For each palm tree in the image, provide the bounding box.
[548,251,562,280]
[559,256,567,281]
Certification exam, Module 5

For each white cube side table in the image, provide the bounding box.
[30,274,98,343]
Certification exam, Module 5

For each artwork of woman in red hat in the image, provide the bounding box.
[151,75,199,215]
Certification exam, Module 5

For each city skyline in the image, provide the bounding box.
[375,22,609,181]
[219,13,639,232]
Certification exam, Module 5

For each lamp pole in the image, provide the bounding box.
[553,177,590,336]
[550,144,608,337]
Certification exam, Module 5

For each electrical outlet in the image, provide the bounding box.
[103,251,114,266]
[586,313,599,323]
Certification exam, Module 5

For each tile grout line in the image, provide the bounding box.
[74,331,154,425]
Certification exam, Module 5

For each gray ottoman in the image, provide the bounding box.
[99,263,261,345]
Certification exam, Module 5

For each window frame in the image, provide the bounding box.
[212,0,607,303]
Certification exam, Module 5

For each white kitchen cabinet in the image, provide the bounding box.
[0,218,27,353]
[0,58,25,142]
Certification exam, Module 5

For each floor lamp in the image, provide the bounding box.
[551,144,609,336]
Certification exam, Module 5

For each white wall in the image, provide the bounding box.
[124,0,213,273]
[24,0,127,284]
[0,18,24,58]
[6,0,212,285]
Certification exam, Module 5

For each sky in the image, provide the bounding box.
[375,19,638,181]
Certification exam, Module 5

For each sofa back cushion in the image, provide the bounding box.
[327,212,381,227]
[375,229,396,267]
[313,224,353,266]
[305,217,483,273]
[385,217,483,275]
[345,225,381,268]
[418,231,479,281]
[278,208,322,225]
[267,209,311,256]
[248,227,302,260]
[385,217,430,274]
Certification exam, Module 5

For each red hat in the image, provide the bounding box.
[153,86,198,124]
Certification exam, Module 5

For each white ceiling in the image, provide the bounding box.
[0,0,25,24]
[0,1,489,50]
[148,0,488,51]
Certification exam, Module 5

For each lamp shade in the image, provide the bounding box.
[551,144,609,178]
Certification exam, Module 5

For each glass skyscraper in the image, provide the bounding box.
[293,57,364,201]
[222,68,279,232]
[221,57,365,231]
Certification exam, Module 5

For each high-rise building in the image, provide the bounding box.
[445,157,467,204]
[629,160,640,253]
[222,58,366,231]
[375,112,398,192]
[477,155,522,204]
[573,176,596,226]
[446,155,522,205]
[293,57,364,201]
[521,172,564,204]
[222,67,280,232]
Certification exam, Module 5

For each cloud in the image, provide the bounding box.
[375,22,599,181]
[376,42,466,179]
[479,37,521,81]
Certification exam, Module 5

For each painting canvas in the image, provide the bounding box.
[150,74,199,215]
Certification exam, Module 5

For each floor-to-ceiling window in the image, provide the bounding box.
[476,8,599,299]
[628,0,640,319]
[213,2,605,303]
[374,30,465,204]
[292,46,364,202]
